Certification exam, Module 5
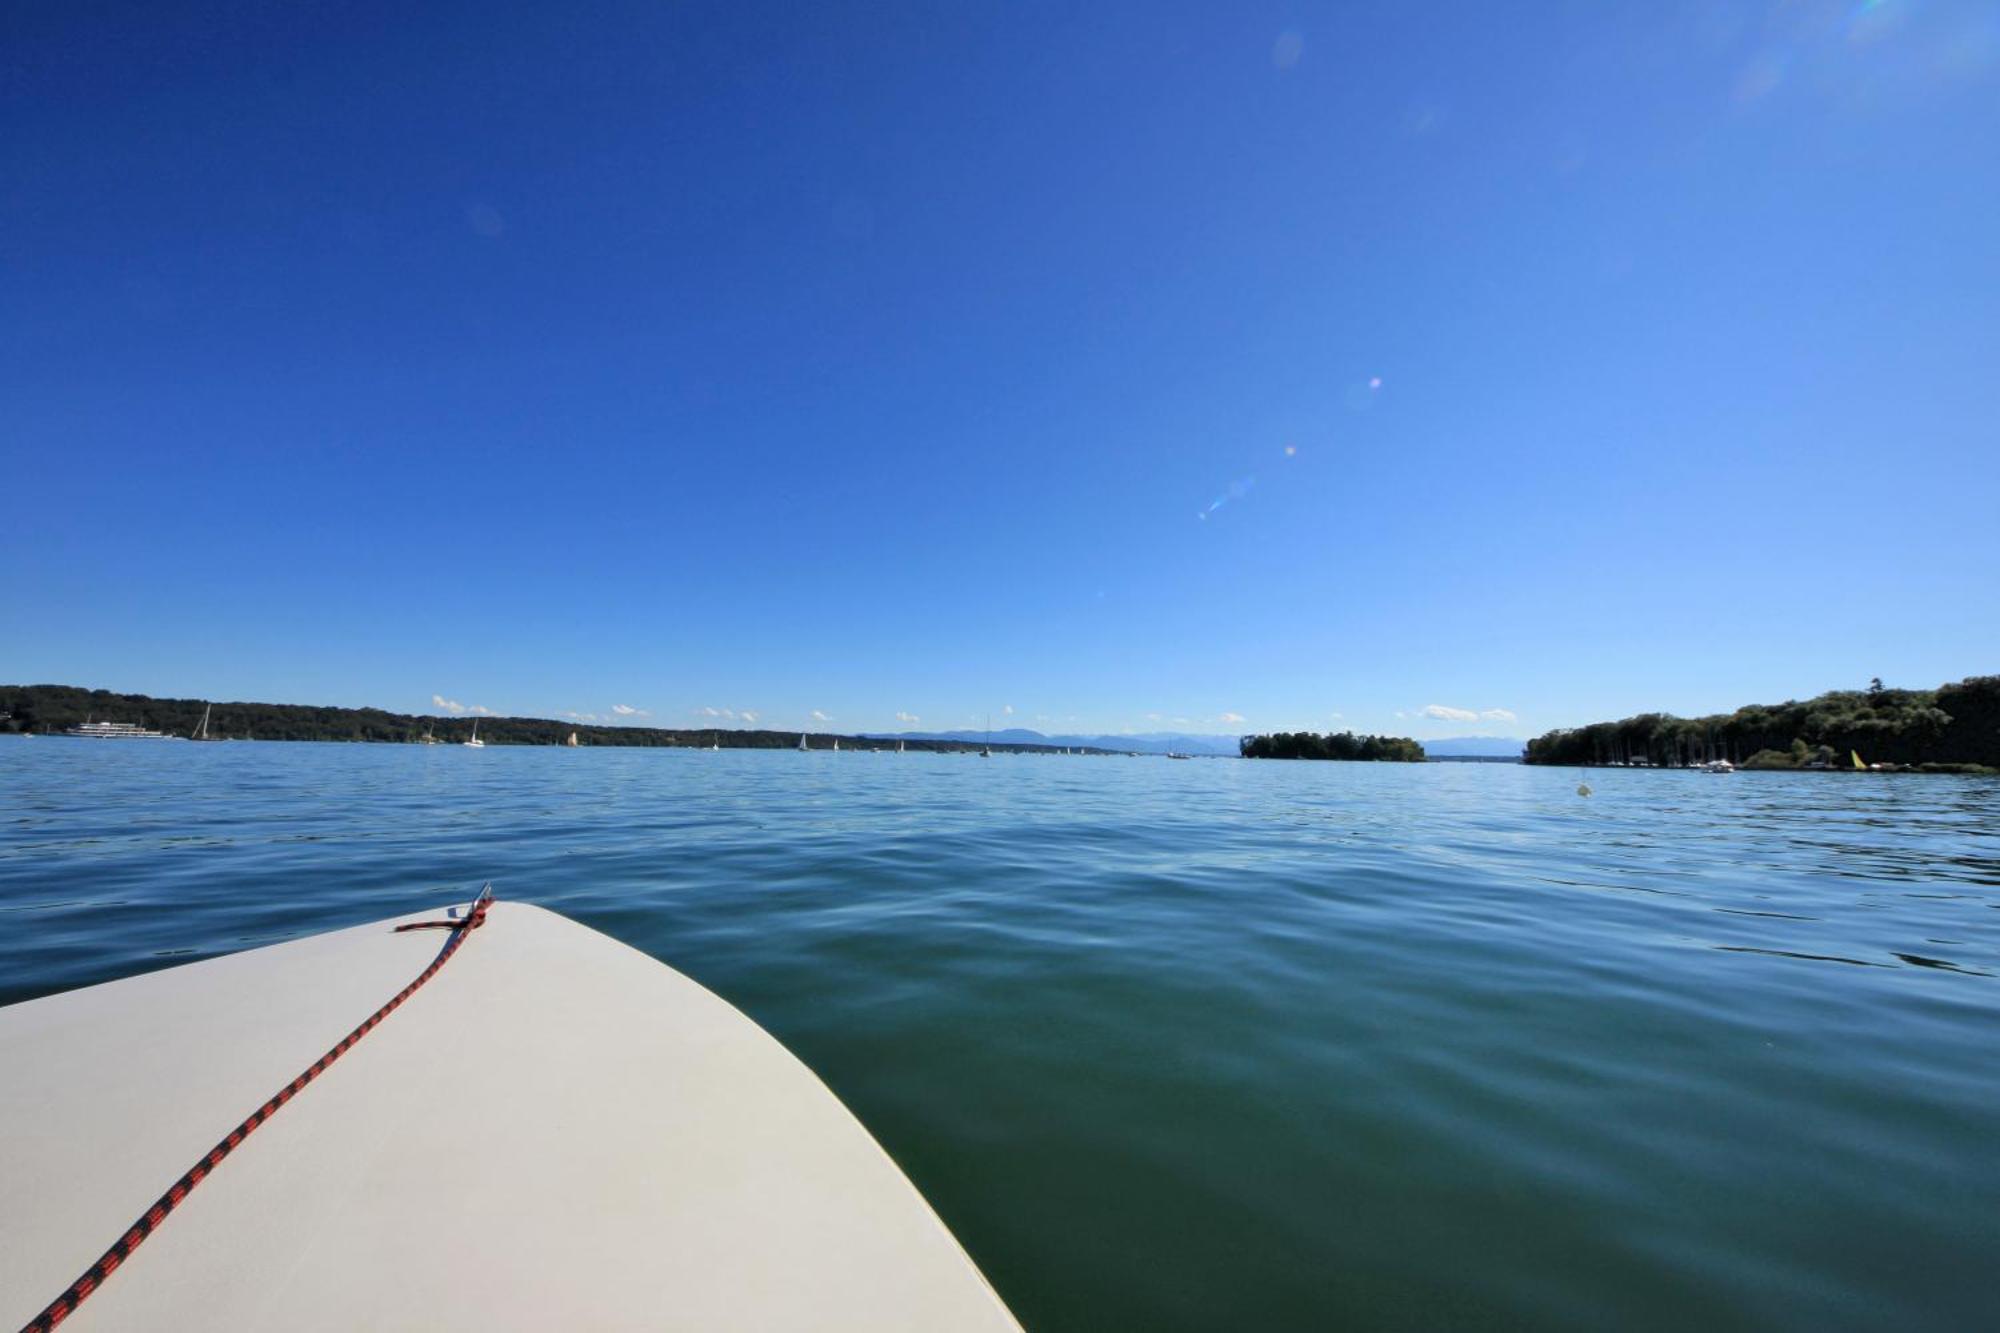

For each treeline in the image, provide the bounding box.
[1240,731,1426,762]
[1523,676,2000,772]
[0,685,1094,754]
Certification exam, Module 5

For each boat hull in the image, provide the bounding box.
[0,903,1017,1331]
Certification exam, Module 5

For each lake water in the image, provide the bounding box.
[3,739,1997,1330]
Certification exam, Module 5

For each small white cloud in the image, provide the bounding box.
[740,710,759,724]
[1480,708,1517,723]
[433,694,466,715]
[695,706,738,720]
[1422,704,1479,722]
[1329,712,1344,720]
[1394,710,1407,719]
[563,710,601,723]
[1002,704,1014,716]
[1219,711,1246,724]
[895,711,920,724]
[1145,712,1163,722]
[811,709,831,722]
[612,704,650,718]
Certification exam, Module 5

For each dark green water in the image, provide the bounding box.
[3,740,1997,1329]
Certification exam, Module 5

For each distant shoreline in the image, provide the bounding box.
[1523,675,1999,775]
[0,685,1127,755]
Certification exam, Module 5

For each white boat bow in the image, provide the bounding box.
[0,900,1017,1331]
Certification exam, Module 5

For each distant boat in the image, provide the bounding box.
[798,733,809,752]
[464,719,485,749]
[1167,752,1191,760]
[833,738,840,752]
[566,731,579,748]
[190,704,219,742]
[1697,758,1732,774]
[422,721,439,745]
[710,734,720,751]
[1851,749,1867,770]
[897,739,905,754]
[64,718,179,740]
[981,716,991,758]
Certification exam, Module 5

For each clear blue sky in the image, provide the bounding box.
[7,1,1997,739]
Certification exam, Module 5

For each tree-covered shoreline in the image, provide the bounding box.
[1240,731,1426,762]
[0,685,1111,754]
[1523,676,1999,773]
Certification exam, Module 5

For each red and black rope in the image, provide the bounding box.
[19,887,493,1333]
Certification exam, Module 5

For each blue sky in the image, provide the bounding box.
[6,1,1997,739]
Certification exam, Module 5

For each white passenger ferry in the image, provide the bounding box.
[62,719,181,740]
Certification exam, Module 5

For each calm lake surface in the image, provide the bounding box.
[3,739,1997,1330]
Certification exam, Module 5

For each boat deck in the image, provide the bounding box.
[0,902,1017,1330]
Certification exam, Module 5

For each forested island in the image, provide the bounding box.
[0,685,1114,754]
[1240,731,1426,762]
[1523,676,1999,773]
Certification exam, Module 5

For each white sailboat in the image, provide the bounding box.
[797,733,809,752]
[710,733,720,752]
[464,719,485,749]
[897,739,905,754]
[833,738,840,752]
[191,704,217,742]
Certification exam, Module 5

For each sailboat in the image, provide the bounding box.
[710,733,720,752]
[897,739,905,754]
[1851,749,1867,770]
[833,738,840,752]
[191,704,218,742]
[797,733,809,752]
[464,718,485,749]
[980,716,991,758]
[566,731,579,748]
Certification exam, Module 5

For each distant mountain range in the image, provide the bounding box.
[1420,735,1525,758]
[867,728,1243,756]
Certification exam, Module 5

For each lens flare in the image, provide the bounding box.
[1199,474,1257,519]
